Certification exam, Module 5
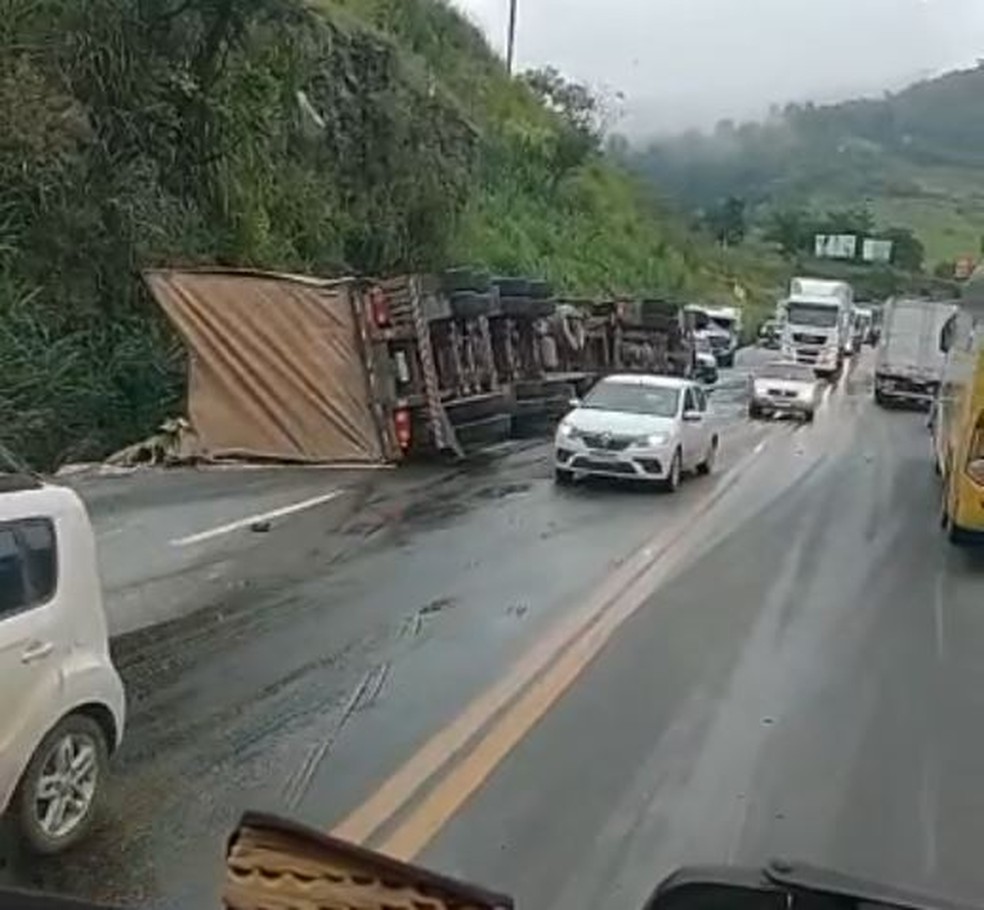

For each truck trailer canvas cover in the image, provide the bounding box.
[144,269,386,464]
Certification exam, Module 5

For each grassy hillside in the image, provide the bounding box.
[1,0,778,468]
[632,64,984,266]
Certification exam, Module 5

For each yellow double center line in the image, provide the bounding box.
[332,434,772,861]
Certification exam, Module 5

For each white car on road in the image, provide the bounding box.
[554,375,718,491]
[0,475,125,854]
[748,360,823,422]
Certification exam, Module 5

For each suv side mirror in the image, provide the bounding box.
[682,410,702,423]
[568,397,581,409]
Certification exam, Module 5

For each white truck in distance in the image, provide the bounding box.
[781,278,854,378]
[703,306,741,368]
[874,297,957,408]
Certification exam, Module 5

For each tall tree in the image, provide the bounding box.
[704,196,747,246]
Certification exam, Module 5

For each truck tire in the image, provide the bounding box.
[442,267,491,294]
[492,277,530,297]
[500,296,556,319]
[450,291,494,320]
[748,403,762,419]
[874,390,888,408]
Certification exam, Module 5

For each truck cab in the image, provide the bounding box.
[703,306,741,368]
[781,278,853,378]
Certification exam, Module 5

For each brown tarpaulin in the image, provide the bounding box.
[145,269,386,464]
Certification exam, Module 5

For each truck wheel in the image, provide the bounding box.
[492,277,531,297]
[748,403,761,420]
[449,291,494,320]
[442,267,491,294]
[804,409,815,424]
[874,390,887,407]
[14,714,108,855]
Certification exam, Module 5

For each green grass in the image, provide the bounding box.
[868,195,984,265]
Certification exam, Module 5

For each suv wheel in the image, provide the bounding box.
[15,714,108,855]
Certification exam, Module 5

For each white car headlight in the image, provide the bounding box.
[637,432,670,447]
[558,421,579,439]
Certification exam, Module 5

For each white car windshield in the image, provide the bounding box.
[582,382,681,417]
[757,363,815,382]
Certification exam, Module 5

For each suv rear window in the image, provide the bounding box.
[0,518,57,619]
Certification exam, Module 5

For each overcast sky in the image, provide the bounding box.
[453,0,984,137]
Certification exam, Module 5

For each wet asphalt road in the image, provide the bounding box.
[18,350,984,910]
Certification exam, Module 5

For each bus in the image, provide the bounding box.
[934,270,984,542]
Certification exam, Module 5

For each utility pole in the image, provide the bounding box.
[506,0,518,75]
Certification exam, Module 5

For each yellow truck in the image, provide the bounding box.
[935,271,984,542]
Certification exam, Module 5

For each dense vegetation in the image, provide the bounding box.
[631,63,984,269]
[1,0,773,469]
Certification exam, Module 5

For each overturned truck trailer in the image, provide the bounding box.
[144,268,693,465]
[145,268,462,464]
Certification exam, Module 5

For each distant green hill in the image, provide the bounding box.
[632,63,984,265]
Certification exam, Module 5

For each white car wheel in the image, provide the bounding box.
[697,437,718,476]
[662,450,682,492]
[15,714,108,854]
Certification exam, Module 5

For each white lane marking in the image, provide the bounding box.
[98,526,128,541]
[753,440,767,455]
[934,570,946,660]
[171,490,345,547]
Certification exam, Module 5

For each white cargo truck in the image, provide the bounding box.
[781,278,854,378]
[874,297,957,408]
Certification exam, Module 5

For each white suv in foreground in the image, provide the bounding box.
[0,475,125,854]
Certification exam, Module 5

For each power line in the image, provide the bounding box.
[506,0,518,75]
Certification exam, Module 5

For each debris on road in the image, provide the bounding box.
[105,416,201,467]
